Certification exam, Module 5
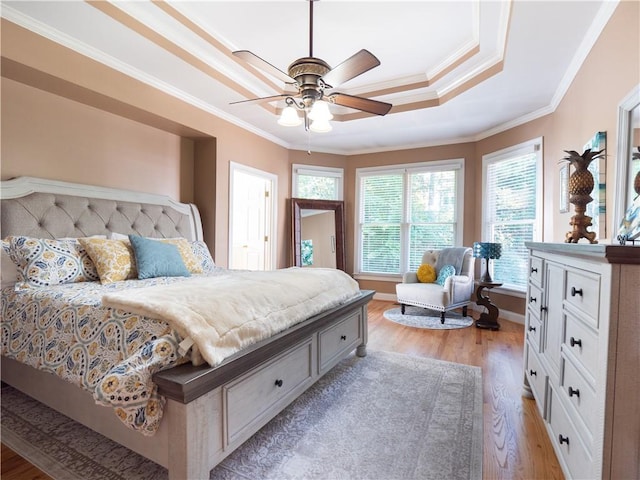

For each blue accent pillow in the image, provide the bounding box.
[128,235,190,279]
[436,264,456,286]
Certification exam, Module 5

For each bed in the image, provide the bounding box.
[0,176,373,479]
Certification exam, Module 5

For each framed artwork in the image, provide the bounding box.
[584,131,607,239]
[559,164,570,213]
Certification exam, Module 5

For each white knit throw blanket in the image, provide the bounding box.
[102,268,360,367]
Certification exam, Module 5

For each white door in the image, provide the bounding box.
[229,163,276,270]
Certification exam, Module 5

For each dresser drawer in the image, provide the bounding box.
[224,339,314,446]
[319,310,361,372]
[527,283,543,322]
[529,256,544,288]
[526,312,542,353]
[563,313,599,383]
[564,269,600,328]
[525,342,547,418]
[561,356,597,443]
[548,387,592,480]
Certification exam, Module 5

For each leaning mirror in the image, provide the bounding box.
[291,198,345,271]
[614,84,640,243]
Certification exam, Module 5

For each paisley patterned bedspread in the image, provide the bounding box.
[0,276,201,435]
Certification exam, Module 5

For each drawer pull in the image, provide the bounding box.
[274,379,283,388]
[529,296,537,304]
[528,325,536,332]
[340,335,347,341]
[569,337,582,348]
[558,435,570,445]
[531,267,538,273]
[570,286,583,297]
[540,306,548,313]
[568,386,580,398]
[529,369,537,377]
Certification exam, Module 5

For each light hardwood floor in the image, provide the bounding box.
[1,299,563,479]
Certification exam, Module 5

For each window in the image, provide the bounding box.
[355,160,464,276]
[292,165,343,200]
[482,138,543,291]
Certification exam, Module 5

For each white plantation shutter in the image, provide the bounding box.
[357,161,463,275]
[483,139,542,290]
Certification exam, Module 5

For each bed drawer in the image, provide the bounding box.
[318,310,362,372]
[224,339,314,447]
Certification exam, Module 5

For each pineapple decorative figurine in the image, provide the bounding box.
[562,148,604,244]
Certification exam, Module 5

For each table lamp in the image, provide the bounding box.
[473,242,502,283]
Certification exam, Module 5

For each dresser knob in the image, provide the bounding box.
[540,306,548,313]
[570,337,582,348]
[529,369,537,377]
[531,267,538,273]
[529,296,537,304]
[528,325,536,332]
[274,379,283,388]
[558,435,570,445]
[340,335,347,341]
[571,286,583,297]
[568,386,580,398]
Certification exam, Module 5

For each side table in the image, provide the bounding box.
[475,281,502,330]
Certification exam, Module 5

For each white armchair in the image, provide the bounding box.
[395,247,475,324]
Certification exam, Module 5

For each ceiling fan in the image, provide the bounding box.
[231,0,392,132]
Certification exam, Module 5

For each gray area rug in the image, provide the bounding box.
[1,351,482,480]
[384,306,474,330]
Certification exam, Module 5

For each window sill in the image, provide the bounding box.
[354,273,402,282]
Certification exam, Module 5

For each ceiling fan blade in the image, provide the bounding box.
[230,94,290,105]
[321,49,380,88]
[233,50,297,84]
[329,93,392,116]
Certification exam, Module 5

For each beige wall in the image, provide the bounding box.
[1,2,638,316]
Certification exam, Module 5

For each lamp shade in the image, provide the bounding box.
[308,100,333,121]
[473,242,502,259]
[309,119,332,133]
[277,105,302,126]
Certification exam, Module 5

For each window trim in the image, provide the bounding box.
[292,164,344,200]
[481,137,543,292]
[354,159,465,280]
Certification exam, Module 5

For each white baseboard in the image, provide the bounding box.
[373,292,525,325]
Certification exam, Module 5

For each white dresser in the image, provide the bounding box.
[523,242,640,480]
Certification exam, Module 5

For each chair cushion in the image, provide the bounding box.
[416,263,436,283]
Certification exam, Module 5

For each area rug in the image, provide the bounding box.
[1,351,482,480]
[384,306,474,330]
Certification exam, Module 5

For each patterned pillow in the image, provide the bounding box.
[1,243,19,288]
[416,263,436,283]
[3,236,101,290]
[78,237,137,284]
[436,264,456,286]
[190,240,218,274]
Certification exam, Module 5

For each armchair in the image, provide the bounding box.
[395,247,475,324]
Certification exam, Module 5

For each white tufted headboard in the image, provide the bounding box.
[0,176,203,241]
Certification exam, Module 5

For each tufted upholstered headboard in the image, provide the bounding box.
[0,176,203,241]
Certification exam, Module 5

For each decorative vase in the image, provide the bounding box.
[563,148,604,244]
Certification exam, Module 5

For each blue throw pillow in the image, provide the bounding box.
[129,235,190,279]
[436,264,456,286]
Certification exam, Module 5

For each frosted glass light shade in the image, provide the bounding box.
[308,100,333,121]
[310,119,332,133]
[278,106,302,126]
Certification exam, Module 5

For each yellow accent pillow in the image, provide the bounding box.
[158,238,203,274]
[78,238,137,284]
[416,263,436,283]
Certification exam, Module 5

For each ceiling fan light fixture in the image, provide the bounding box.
[309,118,332,133]
[277,105,302,127]
[308,100,333,122]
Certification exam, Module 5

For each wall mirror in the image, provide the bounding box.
[291,198,345,271]
[613,84,640,242]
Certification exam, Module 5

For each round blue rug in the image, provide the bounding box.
[384,306,473,330]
